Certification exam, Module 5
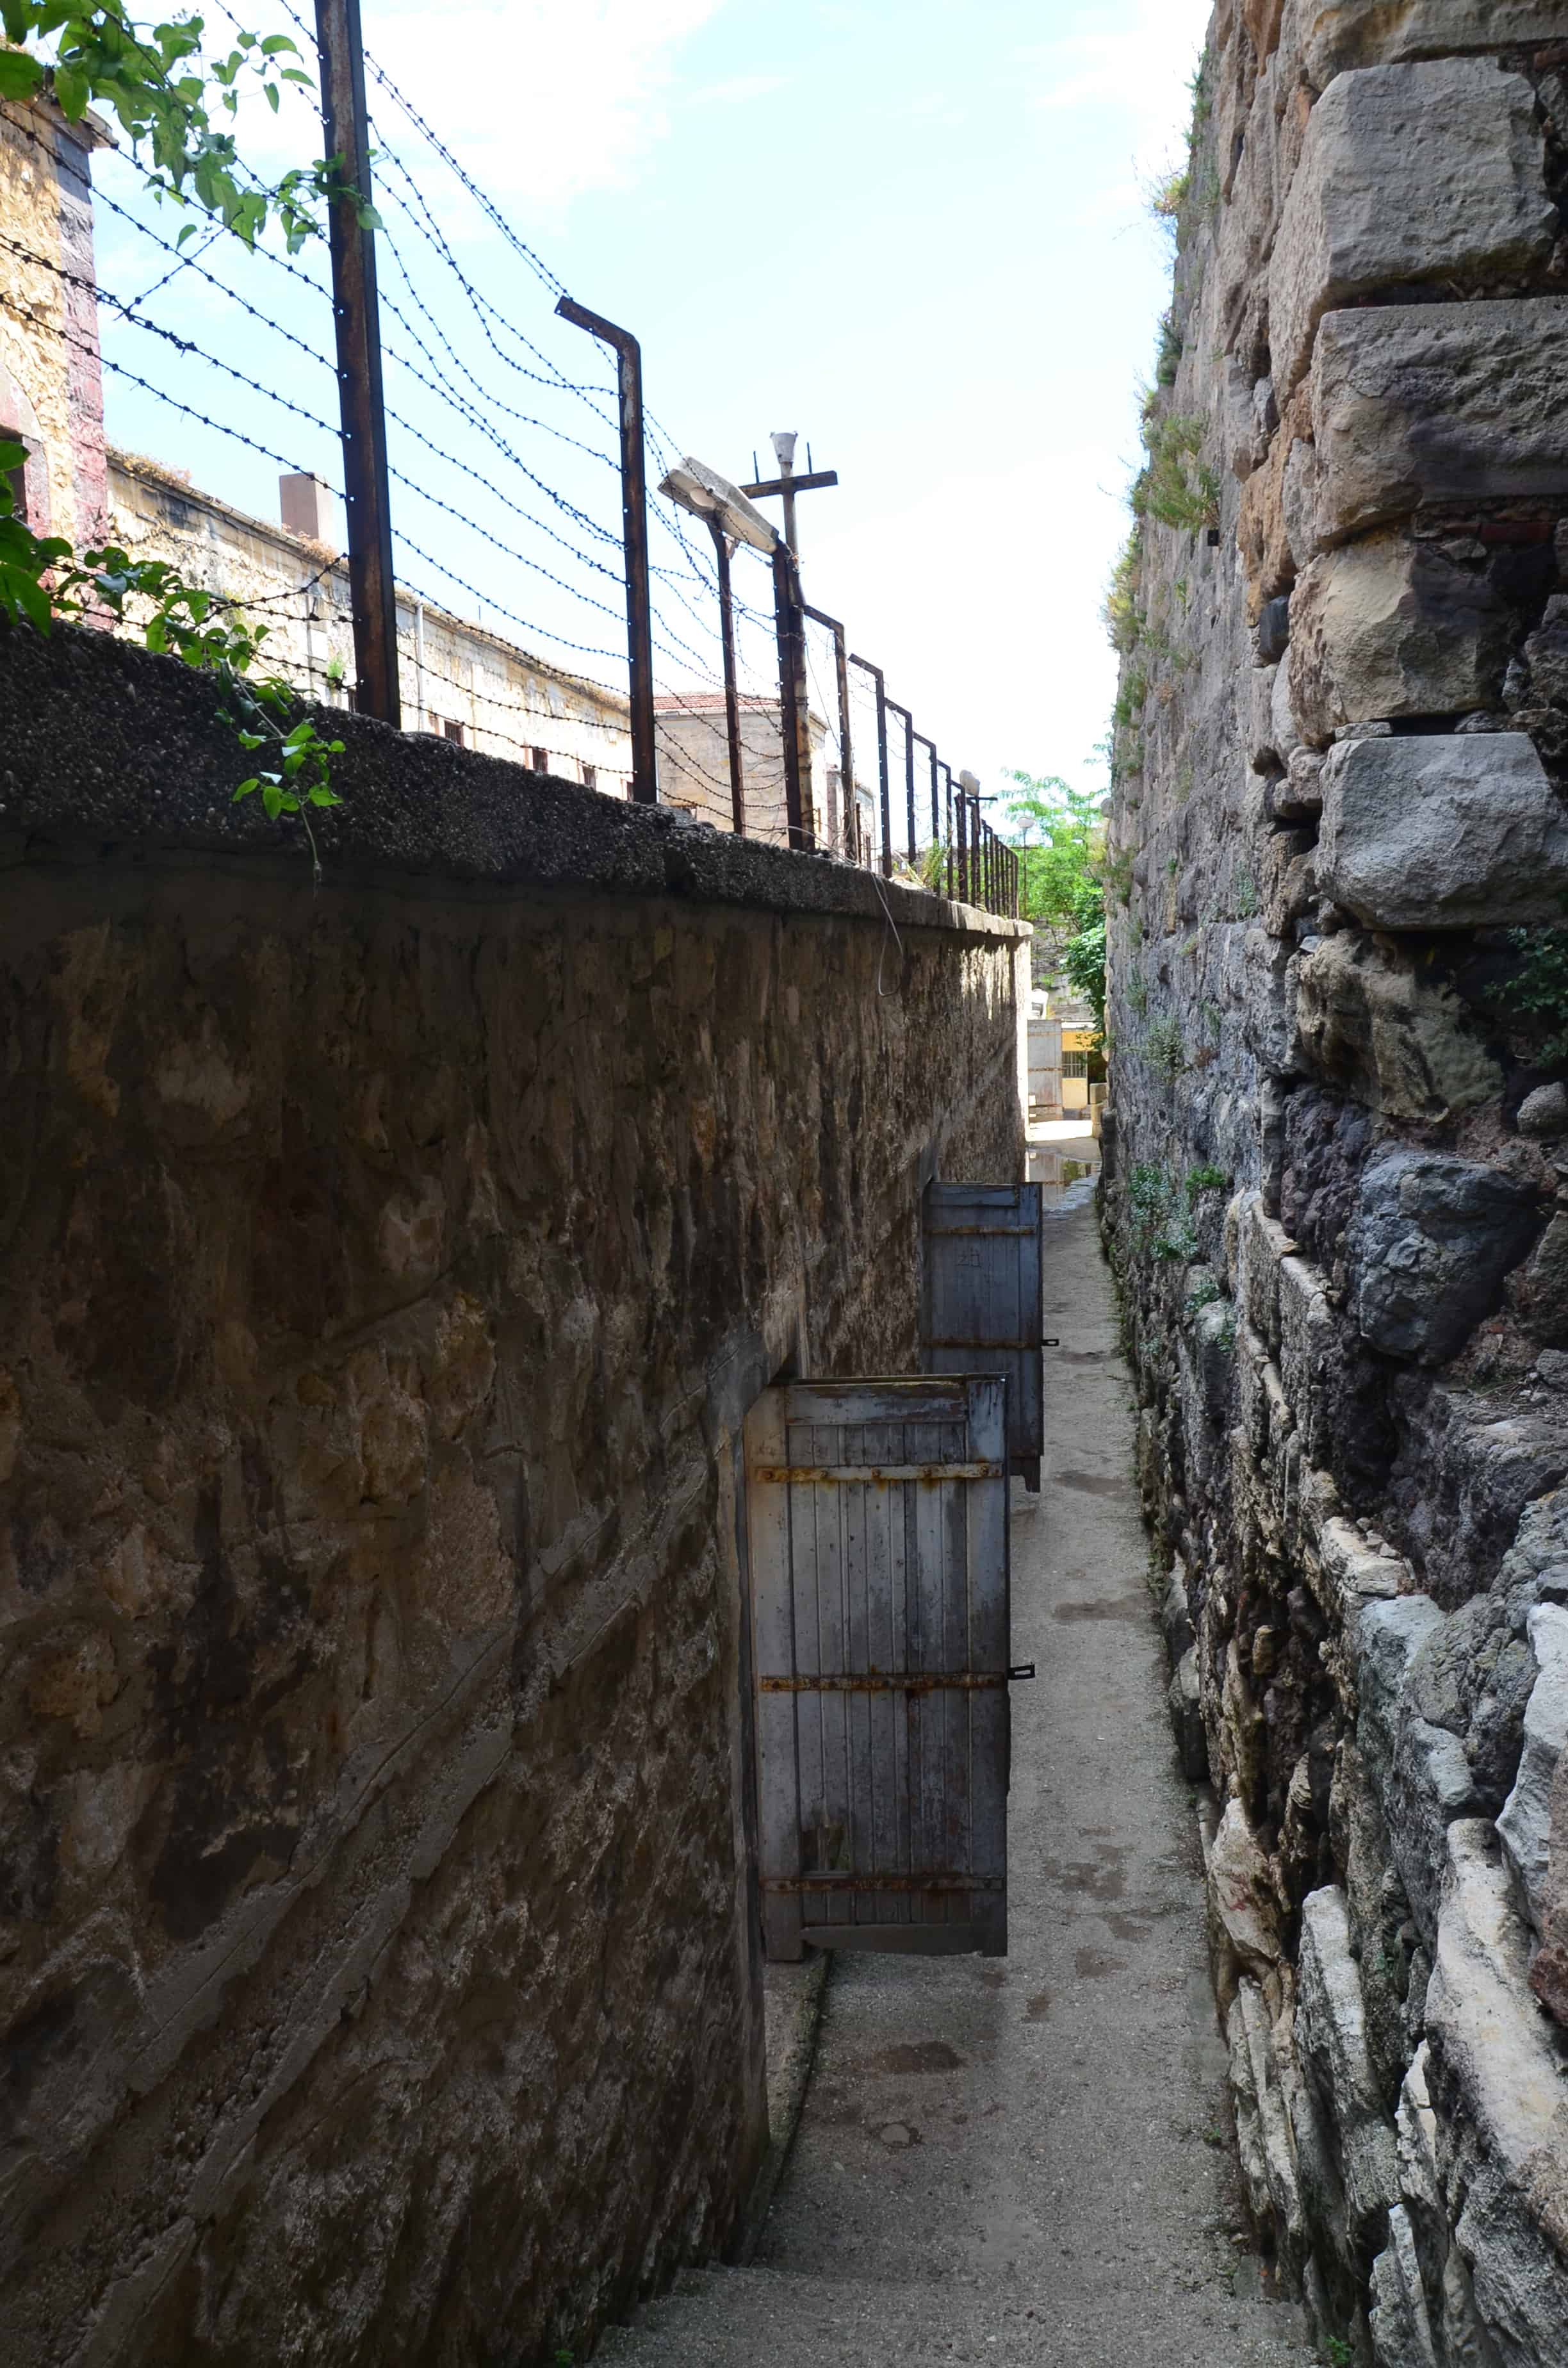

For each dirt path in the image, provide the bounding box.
[602,1194,1310,2367]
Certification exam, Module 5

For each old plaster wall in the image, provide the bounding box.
[1102,4,1568,2364]
[0,92,108,552]
[0,623,1026,2367]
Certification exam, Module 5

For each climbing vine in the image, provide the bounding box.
[3,446,343,857]
[0,6,368,834]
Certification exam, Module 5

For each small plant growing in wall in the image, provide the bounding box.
[1143,1015,1187,1079]
[1496,926,1568,1067]
[1184,1163,1227,1208]
[1139,415,1221,536]
[1232,866,1261,920]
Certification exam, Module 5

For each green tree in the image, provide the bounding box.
[0,2,347,250]
[1001,771,1107,1034]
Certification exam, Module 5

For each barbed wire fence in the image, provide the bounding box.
[3,0,1018,915]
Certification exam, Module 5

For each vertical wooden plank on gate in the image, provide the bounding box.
[841,1418,876,1932]
[747,1387,803,1959]
[859,1417,897,1928]
[967,1374,1010,1955]
[792,1415,828,1944]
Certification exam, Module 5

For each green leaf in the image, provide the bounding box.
[0,49,43,101]
[265,81,278,111]
[259,32,296,53]
[261,783,283,819]
[53,61,88,114]
[233,777,260,800]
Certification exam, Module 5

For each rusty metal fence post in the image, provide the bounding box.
[849,653,890,878]
[772,543,815,850]
[556,297,657,803]
[315,0,399,726]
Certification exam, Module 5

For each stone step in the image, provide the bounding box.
[596,2262,1305,2368]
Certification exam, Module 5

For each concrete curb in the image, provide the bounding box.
[733,1953,830,2264]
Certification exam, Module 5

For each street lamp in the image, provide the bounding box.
[658,456,781,836]
[659,456,816,851]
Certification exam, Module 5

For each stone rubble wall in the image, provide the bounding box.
[1102,4,1568,2362]
[0,623,1027,2366]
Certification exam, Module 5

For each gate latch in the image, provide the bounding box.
[1008,1663,1036,1682]
[1043,1337,1059,1347]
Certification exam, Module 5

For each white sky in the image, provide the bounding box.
[92,0,1213,810]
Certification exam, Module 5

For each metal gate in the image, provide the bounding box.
[921,1180,1045,1490]
[747,1375,1018,1960]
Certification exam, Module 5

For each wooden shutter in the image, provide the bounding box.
[747,1376,1013,1961]
[920,1180,1044,1489]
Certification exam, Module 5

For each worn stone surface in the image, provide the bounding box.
[1496,1603,1568,1932]
[1311,300,1568,545]
[1104,8,1568,2358]
[1303,3,1568,85]
[0,638,1027,2367]
[1350,1149,1541,1363]
[1294,932,1501,1122]
[1287,536,1511,741]
[1317,732,1568,930]
[1270,60,1555,400]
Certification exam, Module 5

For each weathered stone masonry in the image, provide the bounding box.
[0,624,1026,2365]
[1104,4,1568,2364]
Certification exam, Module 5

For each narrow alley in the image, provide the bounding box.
[602,1194,1309,2368]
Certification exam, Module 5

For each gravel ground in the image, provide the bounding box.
[602,1192,1312,2367]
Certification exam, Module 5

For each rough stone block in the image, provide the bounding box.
[1287,537,1510,742]
[1354,1592,1446,1804]
[1209,1794,1287,1975]
[1317,732,1568,931]
[1296,1886,1400,2246]
[1294,932,1501,1124]
[1392,1713,1483,1944]
[1247,664,1282,771]
[1303,2,1568,86]
[1168,1645,1209,1780]
[1239,382,1314,619]
[1312,299,1568,544]
[1270,60,1554,399]
[1425,1821,1568,2360]
[1351,1148,1541,1363]
[1496,1602,1568,1932]
[1369,2202,1441,2368]
[1513,1212,1568,1351]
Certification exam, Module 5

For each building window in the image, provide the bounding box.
[581,762,596,791]
[531,746,548,773]
[1063,1049,1090,1079]
[443,719,465,747]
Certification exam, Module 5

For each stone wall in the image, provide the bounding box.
[1102,5,1568,2363]
[0,621,1027,2366]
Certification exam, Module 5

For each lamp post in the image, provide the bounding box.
[657,457,783,840]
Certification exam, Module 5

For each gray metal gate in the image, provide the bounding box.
[747,1374,1017,1960]
[921,1180,1045,1490]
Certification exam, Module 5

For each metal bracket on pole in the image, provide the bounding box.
[772,544,815,850]
[803,602,853,859]
[555,297,657,802]
[849,652,891,878]
[316,0,399,727]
